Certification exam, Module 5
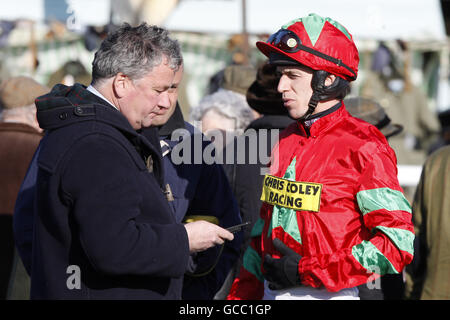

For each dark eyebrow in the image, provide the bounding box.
[282,69,301,77]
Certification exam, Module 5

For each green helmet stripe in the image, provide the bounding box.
[282,13,352,46]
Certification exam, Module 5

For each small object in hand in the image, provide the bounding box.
[226,221,251,234]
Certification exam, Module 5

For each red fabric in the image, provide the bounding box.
[227,104,414,299]
[227,234,264,300]
[257,21,359,81]
[227,268,264,300]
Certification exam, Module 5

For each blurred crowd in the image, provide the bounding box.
[0,17,449,301]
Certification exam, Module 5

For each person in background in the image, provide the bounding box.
[189,88,255,154]
[360,42,440,167]
[344,96,406,300]
[227,13,414,300]
[190,89,255,135]
[215,61,294,299]
[344,97,403,140]
[15,22,233,300]
[428,109,450,154]
[405,145,450,300]
[143,64,242,300]
[47,60,91,88]
[0,76,48,300]
[192,64,256,138]
[208,64,256,98]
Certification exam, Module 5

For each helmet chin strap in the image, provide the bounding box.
[296,70,337,121]
[286,70,350,122]
[300,92,321,121]
[297,70,327,121]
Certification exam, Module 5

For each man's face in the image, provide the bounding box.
[277,65,314,119]
[151,65,184,126]
[120,59,175,130]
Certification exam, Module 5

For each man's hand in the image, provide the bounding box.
[184,220,234,253]
[263,238,302,290]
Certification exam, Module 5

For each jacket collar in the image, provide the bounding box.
[36,83,138,138]
[36,83,112,111]
[297,101,346,137]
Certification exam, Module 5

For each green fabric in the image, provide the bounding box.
[352,240,399,274]
[282,13,352,46]
[357,188,412,216]
[282,157,297,180]
[374,226,415,255]
[272,206,302,245]
[270,158,302,245]
[242,246,264,282]
[250,218,264,237]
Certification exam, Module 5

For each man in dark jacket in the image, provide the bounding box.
[23,23,233,300]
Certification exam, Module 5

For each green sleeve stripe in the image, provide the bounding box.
[357,188,412,216]
[352,240,399,275]
[374,226,415,255]
[250,218,264,237]
[242,246,264,282]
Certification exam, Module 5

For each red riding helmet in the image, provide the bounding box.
[257,13,359,82]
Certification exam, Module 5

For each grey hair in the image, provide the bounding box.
[190,89,254,132]
[91,23,183,84]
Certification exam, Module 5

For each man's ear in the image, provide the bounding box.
[113,73,131,98]
[324,74,336,87]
